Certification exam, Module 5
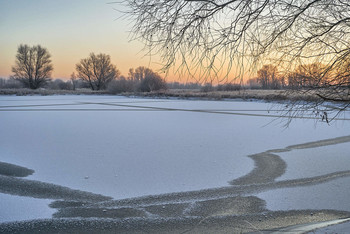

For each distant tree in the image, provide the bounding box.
[11,44,53,89]
[0,78,4,88]
[246,78,261,89]
[200,83,214,93]
[292,63,329,88]
[257,65,280,89]
[138,69,167,92]
[76,53,120,90]
[334,60,350,89]
[286,72,300,90]
[128,66,154,81]
[70,72,78,91]
[126,66,167,91]
[107,76,136,94]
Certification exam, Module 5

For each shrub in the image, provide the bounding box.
[0,78,23,89]
[48,79,73,90]
[217,83,241,91]
[107,78,137,94]
[167,82,201,90]
[139,74,167,92]
[200,83,214,92]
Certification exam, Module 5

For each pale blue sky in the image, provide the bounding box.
[0,0,157,79]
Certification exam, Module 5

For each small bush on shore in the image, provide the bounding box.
[217,83,241,91]
[47,79,73,90]
[107,78,137,94]
[201,83,214,92]
[0,78,23,89]
[139,74,167,92]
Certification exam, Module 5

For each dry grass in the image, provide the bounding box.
[0,88,326,102]
[130,89,322,102]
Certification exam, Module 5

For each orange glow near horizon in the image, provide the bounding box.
[0,0,154,79]
[0,0,251,84]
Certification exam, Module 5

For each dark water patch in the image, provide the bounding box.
[144,203,190,218]
[53,207,146,219]
[273,170,350,189]
[185,196,266,217]
[0,175,112,202]
[49,201,91,209]
[286,135,350,151]
[71,196,266,219]
[266,135,350,155]
[266,148,289,153]
[0,162,34,177]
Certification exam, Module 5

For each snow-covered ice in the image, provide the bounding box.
[0,95,349,222]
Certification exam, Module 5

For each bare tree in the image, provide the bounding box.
[128,66,154,81]
[76,53,120,90]
[121,0,350,122]
[128,66,167,91]
[287,63,329,89]
[257,65,280,89]
[11,44,53,89]
[139,71,167,92]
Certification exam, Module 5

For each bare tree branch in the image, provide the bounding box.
[120,0,350,123]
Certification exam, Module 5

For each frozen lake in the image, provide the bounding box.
[1,95,350,226]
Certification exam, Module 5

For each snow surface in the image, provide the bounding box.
[0,95,349,222]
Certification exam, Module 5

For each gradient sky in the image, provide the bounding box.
[0,0,161,80]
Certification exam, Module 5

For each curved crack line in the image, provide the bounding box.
[102,135,350,207]
[100,170,350,208]
[230,135,350,186]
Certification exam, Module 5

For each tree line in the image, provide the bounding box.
[248,63,350,92]
[10,44,167,92]
[8,44,350,96]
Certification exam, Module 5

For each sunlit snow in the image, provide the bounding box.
[0,95,349,222]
